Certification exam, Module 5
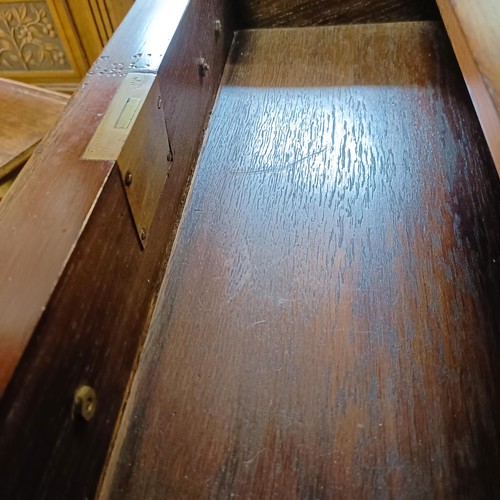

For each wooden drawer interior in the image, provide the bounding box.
[100,20,500,499]
[1,2,499,498]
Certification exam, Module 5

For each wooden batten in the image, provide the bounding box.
[0,0,233,498]
[234,0,439,28]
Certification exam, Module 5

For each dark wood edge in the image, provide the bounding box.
[233,0,439,29]
[436,0,500,177]
[0,0,234,497]
[0,0,191,396]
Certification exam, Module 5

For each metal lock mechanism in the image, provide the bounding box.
[83,72,173,248]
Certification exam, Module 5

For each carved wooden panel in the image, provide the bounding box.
[0,0,133,91]
[0,2,70,70]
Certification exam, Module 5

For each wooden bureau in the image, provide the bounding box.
[0,1,499,498]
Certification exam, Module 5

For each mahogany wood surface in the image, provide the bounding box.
[436,0,500,176]
[234,0,438,28]
[101,23,500,498]
[0,0,192,396]
[0,0,233,498]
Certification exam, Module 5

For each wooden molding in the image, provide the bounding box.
[437,0,500,176]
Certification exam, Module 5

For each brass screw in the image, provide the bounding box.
[74,385,97,421]
[214,20,222,36]
[124,171,133,187]
[198,58,210,77]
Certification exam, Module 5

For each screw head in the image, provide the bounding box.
[124,171,133,187]
[198,58,210,77]
[74,385,97,421]
[140,228,147,241]
[214,20,222,35]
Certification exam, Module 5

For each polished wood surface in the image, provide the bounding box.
[437,0,500,176]
[0,0,233,497]
[101,23,500,498]
[235,0,438,27]
[0,78,67,183]
[0,0,189,396]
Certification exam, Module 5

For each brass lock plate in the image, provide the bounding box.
[83,73,172,248]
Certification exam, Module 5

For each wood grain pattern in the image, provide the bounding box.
[235,0,438,28]
[0,0,233,498]
[0,171,17,202]
[0,0,191,397]
[0,77,68,179]
[65,0,134,66]
[436,0,500,176]
[104,0,135,31]
[101,23,500,498]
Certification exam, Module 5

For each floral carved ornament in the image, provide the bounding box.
[0,2,70,71]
